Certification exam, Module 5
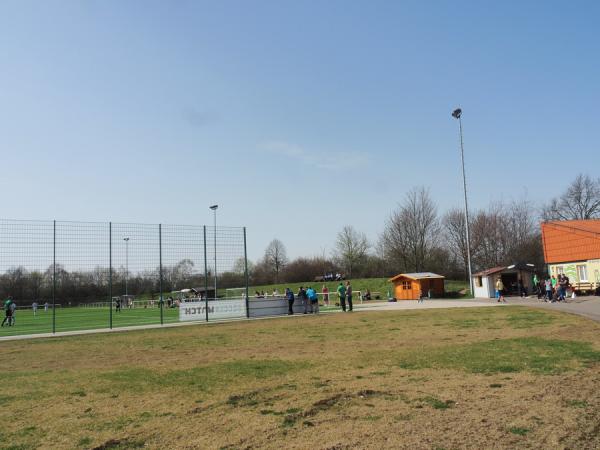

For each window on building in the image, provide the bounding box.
[475,276,482,287]
[595,270,600,283]
[402,281,411,290]
[556,266,564,275]
[576,265,588,282]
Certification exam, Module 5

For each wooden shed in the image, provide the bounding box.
[389,272,445,300]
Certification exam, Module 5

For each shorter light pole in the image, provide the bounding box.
[209,205,218,299]
[124,237,130,296]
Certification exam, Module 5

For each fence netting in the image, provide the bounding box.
[0,220,248,337]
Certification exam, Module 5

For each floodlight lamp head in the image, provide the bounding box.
[209,205,218,210]
[452,108,462,119]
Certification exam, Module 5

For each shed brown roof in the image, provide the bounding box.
[472,266,505,277]
[541,220,600,263]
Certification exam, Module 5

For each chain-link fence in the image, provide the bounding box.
[0,220,249,337]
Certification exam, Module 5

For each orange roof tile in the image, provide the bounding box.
[541,220,600,263]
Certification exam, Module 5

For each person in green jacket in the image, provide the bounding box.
[337,282,347,312]
[1,297,13,327]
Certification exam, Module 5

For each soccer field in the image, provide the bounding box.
[0,303,342,337]
[1,306,599,449]
[0,306,181,337]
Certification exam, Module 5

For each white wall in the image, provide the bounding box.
[473,276,495,298]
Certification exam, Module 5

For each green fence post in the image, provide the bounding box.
[159,224,163,326]
[244,227,249,318]
[109,222,112,329]
[52,220,56,334]
[204,225,209,322]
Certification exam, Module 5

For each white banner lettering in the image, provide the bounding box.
[179,300,246,321]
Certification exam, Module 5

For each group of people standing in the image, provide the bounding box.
[495,273,573,303]
[1,297,51,328]
[285,281,354,315]
[537,274,571,302]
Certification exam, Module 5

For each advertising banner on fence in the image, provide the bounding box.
[179,299,246,322]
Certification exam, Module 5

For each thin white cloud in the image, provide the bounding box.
[182,106,217,128]
[262,140,369,171]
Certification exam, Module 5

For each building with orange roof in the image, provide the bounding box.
[541,220,600,292]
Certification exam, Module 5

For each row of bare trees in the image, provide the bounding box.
[0,261,217,304]
[251,174,599,284]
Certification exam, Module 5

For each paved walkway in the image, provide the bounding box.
[2,296,599,342]
[354,296,600,322]
[354,299,498,311]
[489,295,600,322]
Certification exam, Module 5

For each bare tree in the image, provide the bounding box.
[334,226,369,278]
[442,208,469,279]
[264,239,288,283]
[470,202,508,269]
[232,257,253,276]
[380,187,439,273]
[542,174,600,221]
[470,199,542,271]
[504,199,538,261]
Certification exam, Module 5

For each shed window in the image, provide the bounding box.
[475,276,482,287]
[402,281,412,290]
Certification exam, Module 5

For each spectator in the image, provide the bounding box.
[297,287,308,314]
[322,285,329,307]
[558,274,569,301]
[518,279,527,298]
[495,278,506,303]
[544,277,552,302]
[346,281,353,312]
[337,282,347,312]
[285,288,295,315]
[307,286,319,314]
[537,279,545,300]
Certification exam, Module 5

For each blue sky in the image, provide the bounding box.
[1,1,599,261]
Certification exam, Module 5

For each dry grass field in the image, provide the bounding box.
[1,306,600,449]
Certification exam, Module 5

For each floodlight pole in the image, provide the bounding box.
[210,205,218,299]
[124,237,130,297]
[453,108,474,297]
